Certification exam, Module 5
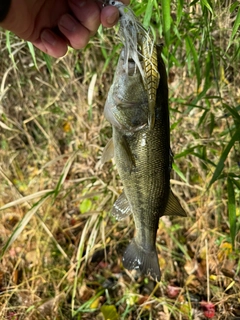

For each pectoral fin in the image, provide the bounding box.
[111,191,132,220]
[164,190,187,217]
[101,138,114,165]
[119,135,135,172]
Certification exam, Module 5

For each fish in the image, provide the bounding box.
[102,4,186,281]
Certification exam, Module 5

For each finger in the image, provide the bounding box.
[33,29,68,58]
[58,14,91,49]
[101,6,119,27]
[69,0,100,35]
[100,0,131,27]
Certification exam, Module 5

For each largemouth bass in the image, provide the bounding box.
[102,3,186,281]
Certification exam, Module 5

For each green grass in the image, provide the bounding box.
[0,0,239,319]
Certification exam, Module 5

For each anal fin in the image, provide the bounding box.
[164,190,187,217]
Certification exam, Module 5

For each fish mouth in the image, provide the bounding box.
[120,49,143,76]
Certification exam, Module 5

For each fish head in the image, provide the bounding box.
[104,48,149,133]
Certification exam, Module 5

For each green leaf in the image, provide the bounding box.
[232,178,240,190]
[161,0,171,47]
[223,104,240,124]
[174,145,203,159]
[101,305,119,320]
[143,0,153,28]
[230,2,239,13]
[80,198,92,214]
[197,109,209,128]
[27,42,38,70]
[42,52,52,74]
[227,6,240,50]
[185,35,201,88]
[227,177,236,248]
[208,127,240,188]
[200,0,213,14]
[172,162,187,183]
[176,0,184,25]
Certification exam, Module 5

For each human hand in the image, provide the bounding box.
[0,0,130,58]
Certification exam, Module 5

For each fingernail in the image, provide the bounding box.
[106,11,119,25]
[71,0,86,8]
[41,30,56,46]
[59,15,77,32]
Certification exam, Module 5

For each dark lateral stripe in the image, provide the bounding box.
[0,0,12,23]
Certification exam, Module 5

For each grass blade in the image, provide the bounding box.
[191,51,212,106]
[0,189,53,210]
[223,104,240,124]
[174,145,203,159]
[74,289,105,314]
[53,151,78,199]
[227,7,240,50]
[0,194,52,259]
[200,0,213,14]
[185,35,201,88]
[227,177,236,248]
[42,52,52,74]
[27,42,38,70]
[5,31,17,68]
[161,0,171,47]
[208,127,240,188]
[172,162,187,183]
[232,178,240,190]
[72,214,98,316]
[143,0,153,28]
[176,0,183,25]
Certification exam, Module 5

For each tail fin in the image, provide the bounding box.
[122,239,161,281]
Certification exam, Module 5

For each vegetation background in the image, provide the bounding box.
[0,0,239,319]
